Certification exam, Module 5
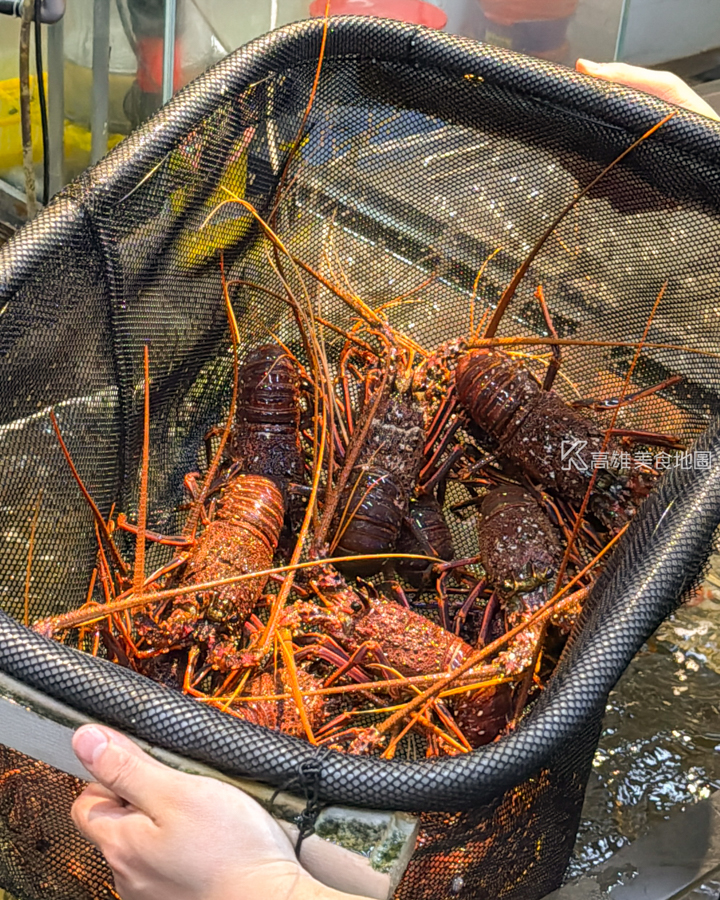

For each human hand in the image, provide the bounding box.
[576,59,720,121]
[71,725,355,900]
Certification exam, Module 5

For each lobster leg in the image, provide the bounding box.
[535,285,562,392]
[432,700,473,753]
[419,443,464,497]
[323,640,397,689]
[434,556,482,575]
[381,697,468,759]
[99,624,132,667]
[276,630,318,745]
[453,578,488,636]
[268,572,309,597]
[424,394,457,457]
[242,613,265,639]
[560,500,603,560]
[318,724,383,751]
[203,425,223,469]
[612,428,684,449]
[477,591,500,647]
[182,647,205,698]
[510,622,547,727]
[542,497,587,565]
[338,342,359,438]
[116,517,194,548]
[315,711,354,739]
[435,571,452,632]
[385,580,412,609]
[402,513,436,561]
[295,635,370,684]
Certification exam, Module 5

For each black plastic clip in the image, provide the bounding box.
[270,746,331,858]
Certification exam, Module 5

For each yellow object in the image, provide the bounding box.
[0,75,45,170]
[174,127,255,271]
[0,75,124,177]
[63,121,124,181]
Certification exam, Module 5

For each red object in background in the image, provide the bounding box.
[309,0,447,29]
[136,37,184,94]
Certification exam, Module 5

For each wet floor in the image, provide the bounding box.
[568,557,720,878]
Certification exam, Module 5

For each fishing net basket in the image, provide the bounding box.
[2,15,720,900]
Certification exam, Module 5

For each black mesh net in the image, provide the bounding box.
[0,746,116,900]
[1,16,720,900]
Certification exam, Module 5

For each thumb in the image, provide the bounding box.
[576,59,639,81]
[73,725,175,813]
[576,58,602,75]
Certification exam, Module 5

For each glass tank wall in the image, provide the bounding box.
[0,0,625,190]
[2,0,720,203]
[617,0,720,66]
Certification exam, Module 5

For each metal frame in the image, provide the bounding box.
[0,179,38,229]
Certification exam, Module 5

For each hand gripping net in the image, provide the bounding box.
[1,16,720,900]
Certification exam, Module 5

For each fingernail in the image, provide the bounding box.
[74,726,109,768]
[577,58,599,71]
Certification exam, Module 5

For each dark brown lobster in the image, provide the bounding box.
[478,485,561,644]
[332,391,426,576]
[231,343,305,500]
[477,485,561,615]
[455,348,654,528]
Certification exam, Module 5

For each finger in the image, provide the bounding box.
[72,784,134,847]
[576,60,720,121]
[576,60,675,94]
[73,725,180,815]
[73,799,156,876]
[77,780,123,806]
